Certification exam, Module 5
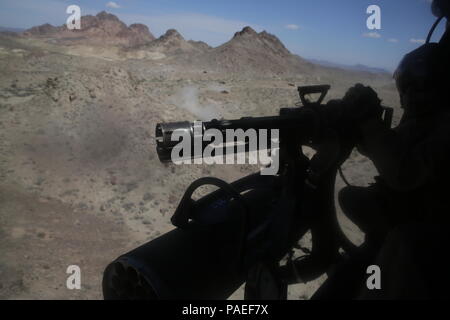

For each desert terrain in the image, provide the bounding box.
[0,11,401,299]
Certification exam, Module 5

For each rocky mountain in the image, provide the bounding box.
[20,12,314,75]
[24,23,58,35]
[186,26,314,76]
[18,11,389,78]
[141,29,195,55]
[138,29,201,55]
[187,40,212,52]
[231,26,291,57]
[23,11,155,47]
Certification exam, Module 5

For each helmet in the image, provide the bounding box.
[394,43,448,114]
[432,0,450,18]
[394,43,444,94]
[393,0,450,115]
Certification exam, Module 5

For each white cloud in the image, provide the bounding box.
[363,32,381,38]
[410,38,425,44]
[285,24,300,30]
[106,2,121,9]
[387,38,398,43]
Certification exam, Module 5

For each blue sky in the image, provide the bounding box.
[0,0,446,71]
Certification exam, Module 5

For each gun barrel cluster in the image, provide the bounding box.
[155,108,317,163]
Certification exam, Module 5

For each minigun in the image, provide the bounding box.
[102,85,393,300]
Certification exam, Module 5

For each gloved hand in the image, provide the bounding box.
[342,83,383,123]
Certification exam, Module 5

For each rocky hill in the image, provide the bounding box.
[187,40,212,52]
[17,11,394,80]
[184,26,314,76]
[21,12,313,75]
[23,11,155,47]
[137,29,206,55]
